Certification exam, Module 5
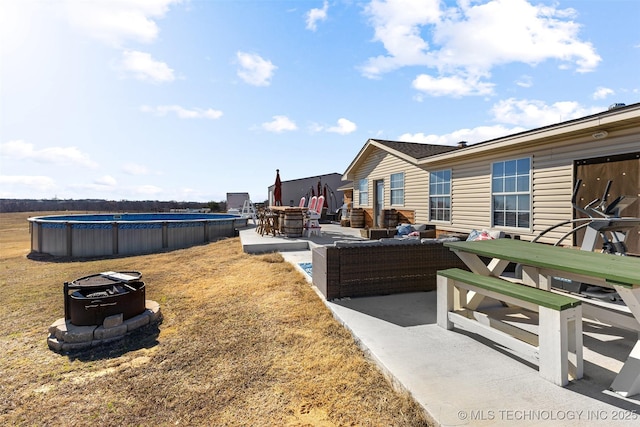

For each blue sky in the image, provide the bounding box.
[1,0,638,203]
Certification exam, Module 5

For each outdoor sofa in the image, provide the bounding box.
[312,236,469,300]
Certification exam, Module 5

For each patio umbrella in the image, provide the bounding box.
[274,169,282,206]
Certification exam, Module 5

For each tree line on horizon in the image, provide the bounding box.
[0,199,226,213]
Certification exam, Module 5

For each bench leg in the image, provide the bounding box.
[538,306,583,386]
[610,285,640,397]
[567,309,583,381]
[610,341,640,397]
[437,275,454,330]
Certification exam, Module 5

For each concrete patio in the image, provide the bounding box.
[239,223,640,426]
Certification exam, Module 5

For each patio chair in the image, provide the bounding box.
[299,197,306,208]
[307,196,318,212]
[304,195,323,237]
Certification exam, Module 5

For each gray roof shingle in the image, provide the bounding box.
[372,139,460,160]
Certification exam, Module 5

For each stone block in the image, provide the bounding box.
[61,341,92,352]
[124,311,150,332]
[103,313,123,328]
[47,336,63,352]
[91,336,123,347]
[94,323,127,340]
[55,322,96,343]
[145,300,162,323]
[48,318,67,335]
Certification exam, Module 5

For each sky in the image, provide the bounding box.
[1,0,639,204]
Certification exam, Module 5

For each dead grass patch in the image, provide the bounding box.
[0,212,433,426]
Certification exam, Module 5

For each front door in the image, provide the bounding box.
[374,180,384,227]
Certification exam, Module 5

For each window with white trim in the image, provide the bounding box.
[429,169,451,221]
[492,158,531,228]
[390,172,404,205]
[358,178,368,206]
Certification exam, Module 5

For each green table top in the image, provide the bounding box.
[444,239,640,287]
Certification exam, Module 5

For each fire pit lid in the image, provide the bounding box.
[67,271,142,289]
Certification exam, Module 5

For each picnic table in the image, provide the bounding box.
[443,238,640,397]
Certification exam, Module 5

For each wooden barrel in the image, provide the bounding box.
[350,208,365,228]
[380,209,398,228]
[283,210,304,237]
[278,211,285,234]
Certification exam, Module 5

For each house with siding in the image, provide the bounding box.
[343,102,640,254]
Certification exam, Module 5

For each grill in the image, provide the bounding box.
[64,271,146,326]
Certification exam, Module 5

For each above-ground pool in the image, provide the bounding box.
[28,213,248,258]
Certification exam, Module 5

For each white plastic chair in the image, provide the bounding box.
[241,199,257,225]
[307,196,318,212]
[305,195,323,237]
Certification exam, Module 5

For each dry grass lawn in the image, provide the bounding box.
[0,212,433,426]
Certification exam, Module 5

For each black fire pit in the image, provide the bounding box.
[64,271,146,326]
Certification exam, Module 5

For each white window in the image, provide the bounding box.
[390,173,404,205]
[429,170,451,221]
[358,179,369,206]
[492,158,531,228]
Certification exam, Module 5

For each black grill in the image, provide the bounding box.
[64,271,146,326]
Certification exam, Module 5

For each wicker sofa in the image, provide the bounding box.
[311,237,469,300]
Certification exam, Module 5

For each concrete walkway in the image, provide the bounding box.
[239,224,640,426]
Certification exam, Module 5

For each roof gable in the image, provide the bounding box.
[374,139,459,159]
[343,139,460,180]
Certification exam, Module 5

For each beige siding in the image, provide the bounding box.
[405,168,429,222]
[351,121,638,246]
[352,148,429,218]
[450,160,492,231]
[444,135,638,244]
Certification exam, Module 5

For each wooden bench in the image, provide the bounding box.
[437,268,583,386]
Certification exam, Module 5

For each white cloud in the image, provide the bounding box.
[399,124,525,146]
[593,87,614,100]
[431,0,600,72]
[0,175,57,197]
[327,118,358,134]
[308,122,325,133]
[399,98,606,146]
[94,175,118,187]
[0,140,98,168]
[362,0,601,95]
[491,98,601,128]
[119,50,175,83]
[261,116,298,133]
[309,118,357,134]
[134,185,163,196]
[236,52,277,86]
[63,0,183,47]
[515,75,533,88]
[140,105,223,119]
[122,163,151,176]
[306,1,329,31]
[360,0,441,78]
[412,74,494,97]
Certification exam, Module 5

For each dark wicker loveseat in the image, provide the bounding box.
[311,237,469,300]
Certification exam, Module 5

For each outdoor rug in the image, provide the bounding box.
[299,262,313,278]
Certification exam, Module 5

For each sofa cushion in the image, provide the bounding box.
[420,236,460,245]
[379,238,422,245]
[334,240,382,248]
[467,229,505,241]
